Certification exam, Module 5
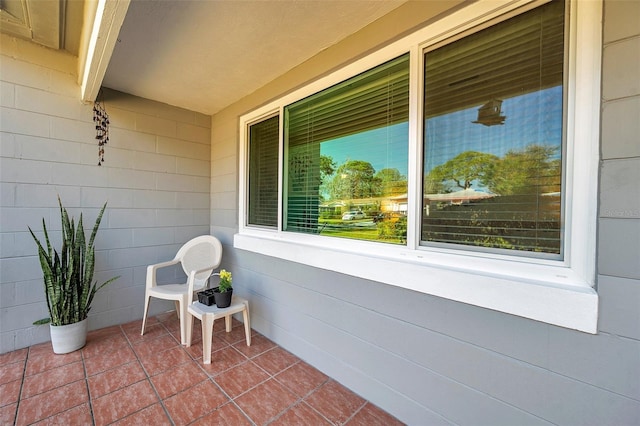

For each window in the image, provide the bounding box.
[248,115,279,227]
[237,0,600,333]
[421,1,564,257]
[283,54,409,243]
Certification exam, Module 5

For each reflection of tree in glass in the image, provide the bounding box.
[320,155,336,181]
[324,161,408,201]
[378,215,407,242]
[425,144,560,196]
[319,155,337,201]
[375,168,407,196]
[485,144,560,196]
[427,151,499,192]
[328,160,379,200]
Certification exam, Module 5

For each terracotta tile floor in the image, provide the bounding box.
[0,312,404,425]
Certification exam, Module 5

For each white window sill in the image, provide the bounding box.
[234,232,598,333]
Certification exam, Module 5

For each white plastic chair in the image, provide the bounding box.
[141,235,223,345]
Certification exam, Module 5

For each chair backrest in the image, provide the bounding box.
[176,235,223,290]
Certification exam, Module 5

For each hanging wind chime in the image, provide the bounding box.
[93,94,110,165]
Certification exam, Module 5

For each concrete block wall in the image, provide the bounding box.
[0,41,211,353]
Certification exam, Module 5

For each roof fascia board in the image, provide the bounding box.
[80,0,130,102]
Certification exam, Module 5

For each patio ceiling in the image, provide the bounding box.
[1,0,407,115]
[103,0,407,115]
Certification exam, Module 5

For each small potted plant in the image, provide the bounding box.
[213,269,233,308]
[29,197,119,354]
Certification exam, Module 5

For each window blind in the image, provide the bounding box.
[424,2,564,118]
[248,115,279,227]
[286,61,409,148]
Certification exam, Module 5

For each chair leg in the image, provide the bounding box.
[141,294,150,336]
[175,301,181,319]
[179,297,190,345]
[202,315,214,364]
[242,303,251,347]
[186,311,194,347]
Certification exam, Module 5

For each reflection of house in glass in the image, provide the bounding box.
[387,193,409,213]
[319,201,346,216]
[424,188,495,216]
[373,189,496,217]
[320,193,413,218]
[472,99,506,126]
[320,198,380,216]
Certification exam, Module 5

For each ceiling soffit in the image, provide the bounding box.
[102,0,407,115]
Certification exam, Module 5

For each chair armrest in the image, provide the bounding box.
[146,259,180,288]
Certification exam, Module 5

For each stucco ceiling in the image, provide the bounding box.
[101,0,407,115]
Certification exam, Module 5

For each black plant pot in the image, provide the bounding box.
[197,288,216,306]
[213,287,233,308]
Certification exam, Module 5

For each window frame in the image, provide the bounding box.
[236,0,601,333]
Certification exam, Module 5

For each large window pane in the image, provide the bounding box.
[248,115,279,227]
[422,0,564,256]
[284,54,410,244]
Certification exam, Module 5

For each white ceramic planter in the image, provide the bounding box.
[49,319,88,354]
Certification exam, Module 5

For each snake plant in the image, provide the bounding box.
[29,197,118,326]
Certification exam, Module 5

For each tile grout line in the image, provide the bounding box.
[84,321,178,424]
[188,321,257,425]
[12,347,29,425]
[185,318,301,424]
[130,316,207,424]
[81,341,97,426]
[14,345,88,425]
[269,364,334,425]
[227,345,288,426]
[224,344,336,426]
[125,320,178,426]
[343,399,369,425]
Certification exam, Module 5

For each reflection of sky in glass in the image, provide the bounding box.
[320,122,409,177]
[316,86,561,182]
[424,86,563,173]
